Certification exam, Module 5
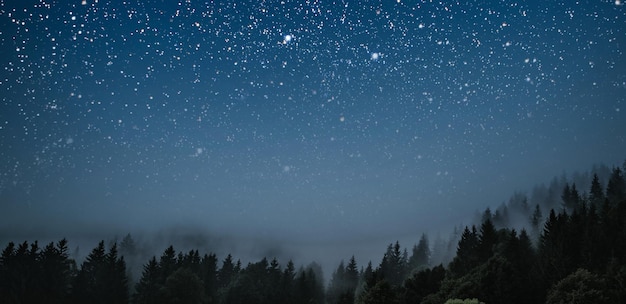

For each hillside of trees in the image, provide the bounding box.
[1,162,625,303]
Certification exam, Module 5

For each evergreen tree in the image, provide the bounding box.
[477,219,497,262]
[408,233,430,274]
[119,234,137,257]
[38,239,74,303]
[561,183,581,212]
[72,241,106,303]
[199,253,218,303]
[294,265,325,304]
[492,204,509,228]
[72,241,129,304]
[379,241,407,287]
[606,167,625,204]
[328,256,359,304]
[589,173,605,207]
[345,256,359,287]
[355,261,374,298]
[107,243,130,303]
[449,226,479,277]
[133,257,161,304]
[158,246,178,284]
[218,254,236,289]
[278,260,296,304]
[530,204,543,241]
[327,260,347,303]
[0,241,39,303]
[480,208,492,223]
[538,209,575,297]
[508,192,530,216]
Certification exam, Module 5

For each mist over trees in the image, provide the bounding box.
[1,161,625,303]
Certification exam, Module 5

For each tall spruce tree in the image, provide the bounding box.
[606,167,625,204]
[72,241,128,304]
[449,226,479,277]
[408,233,430,273]
[133,257,161,304]
[589,174,605,207]
[379,241,407,287]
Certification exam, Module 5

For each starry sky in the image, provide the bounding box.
[1,0,625,257]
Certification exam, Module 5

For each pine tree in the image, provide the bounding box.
[39,239,74,303]
[589,174,605,207]
[133,257,161,304]
[0,241,39,302]
[199,253,218,303]
[107,243,130,303]
[492,204,510,228]
[279,260,296,304]
[607,167,625,204]
[345,256,359,288]
[217,254,236,290]
[408,233,430,273]
[530,204,544,241]
[562,183,581,212]
[72,241,129,304]
[379,241,407,287]
[477,219,498,262]
[449,226,479,277]
[294,265,325,304]
[327,260,347,304]
[158,246,177,284]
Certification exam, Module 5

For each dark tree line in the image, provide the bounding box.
[0,240,324,304]
[351,164,626,304]
[2,162,625,303]
[0,239,127,304]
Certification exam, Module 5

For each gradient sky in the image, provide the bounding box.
[1,0,625,263]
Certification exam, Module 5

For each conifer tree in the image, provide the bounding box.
[530,204,543,241]
[477,219,497,262]
[449,226,479,277]
[72,241,128,304]
[38,239,74,303]
[133,257,161,304]
[408,233,430,273]
[379,241,407,287]
[218,254,236,289]
[199,253,218,303]
[606,167,625,204]
[158,245,177,284]
[589,173,605,207]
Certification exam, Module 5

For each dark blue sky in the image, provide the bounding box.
[1,0,625,261]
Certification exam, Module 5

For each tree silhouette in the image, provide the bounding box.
[408,233,430,274]
[71,241,128,304]
[133,256,161,304]
[589,173,605,207]
[379,241,407,287]
[449,226,479,277]
[606,167,625,204]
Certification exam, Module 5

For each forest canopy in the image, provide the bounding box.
[1,161,625,303]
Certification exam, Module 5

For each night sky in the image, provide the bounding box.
[1,0,625,263]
